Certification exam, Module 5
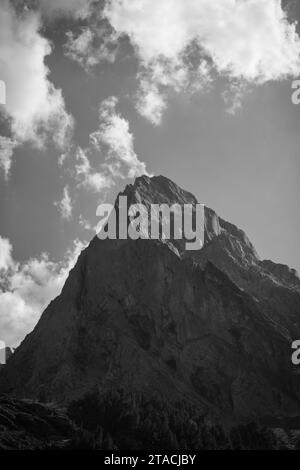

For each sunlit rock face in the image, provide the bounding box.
[1,175,300,424]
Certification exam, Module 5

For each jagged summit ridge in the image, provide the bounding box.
[118,174,256,256]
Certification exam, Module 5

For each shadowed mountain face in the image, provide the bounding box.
[1,175,300,424]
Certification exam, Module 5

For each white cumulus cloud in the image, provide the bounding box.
[104,0,300,121]
[0,236,86,347]
[0,1,74,159]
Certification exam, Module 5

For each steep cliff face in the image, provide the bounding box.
[0,175,300,424]
[124,176,300,337]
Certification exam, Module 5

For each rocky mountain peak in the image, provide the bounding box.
[121,174,197,207]
[1,175,300,426]
[116,174,258,260]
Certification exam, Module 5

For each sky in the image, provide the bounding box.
[0,0,300,346]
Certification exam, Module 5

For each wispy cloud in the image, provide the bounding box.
[75,147,113,192]
[0,236,13,271]
[92,96,149,178]
[64,22,119,72]
[55,186,73,220]
[135,81,167,127]
[0,137,18,180]
[70,96,149,195]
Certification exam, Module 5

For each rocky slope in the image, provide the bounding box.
[0,395,76,450]
[0,175,300,425]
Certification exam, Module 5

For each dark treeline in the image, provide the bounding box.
[66,388,285,450]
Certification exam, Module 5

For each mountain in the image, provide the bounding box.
[1,175,300,425]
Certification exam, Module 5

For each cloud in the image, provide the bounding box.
[75,147,113,192]
[71,97,150,240]
[135,59,212,124]
[222,81,252,115]
[64,23,119,72]
[104,0,300,121]
[0,237,13,271]
[136,81,167,126]
[58,152,68,168]
[55,186,73,220]
[79,214,94,231]
[74,96,149,194]
[0,137,18,179]
[0,1,74,153]
[0,236,86,346]
[91,96,149,177]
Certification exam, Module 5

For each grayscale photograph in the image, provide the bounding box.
[0,0,300,455]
